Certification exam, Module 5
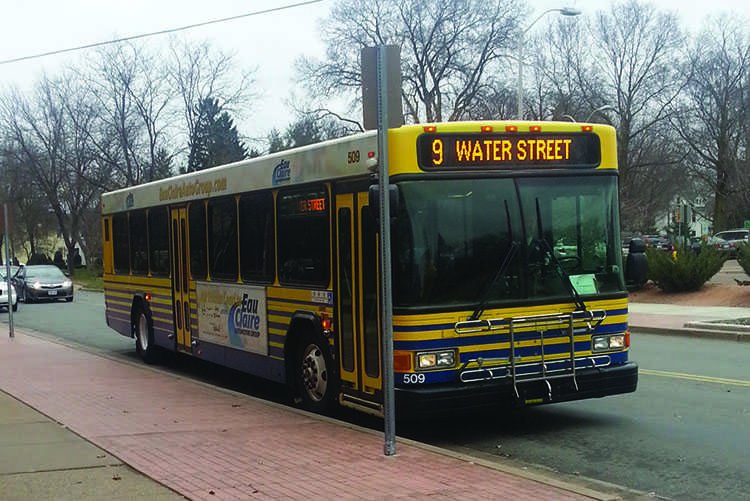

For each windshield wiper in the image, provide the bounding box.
[469,200,516,321]
[535,198,587,313]
[469,242,518,321]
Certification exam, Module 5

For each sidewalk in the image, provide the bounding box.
[2,296,747,501]
[628,302,750,341]
[0,325,615,501]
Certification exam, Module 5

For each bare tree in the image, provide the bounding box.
[295,0,524,125]
[674,17,750,231]
[0,75,99,275]
[84,42,173,188]
[528,17,605,121]
[167,37,257,158]
[588,0,686,232]
[0,141,56,261]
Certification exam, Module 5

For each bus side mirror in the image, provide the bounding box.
[368,185,399,227]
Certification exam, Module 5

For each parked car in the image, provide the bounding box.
[692,236,731,256]
[643,235,673,252]
[0,269,18,311]
[13,265,74,303]
[713,228,750,258]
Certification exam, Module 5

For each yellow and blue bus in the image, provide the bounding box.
[101,121,637,416]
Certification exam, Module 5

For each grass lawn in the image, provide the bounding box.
[72,267,104,290]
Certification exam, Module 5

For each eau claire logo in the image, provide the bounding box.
[272,159,291,186]
[227,293,262,346]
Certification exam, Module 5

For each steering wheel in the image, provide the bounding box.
[557,255,581,271]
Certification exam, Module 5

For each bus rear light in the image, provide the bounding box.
[529,125,541,132]
[366,151,378,171]
[505,125,518,132]
[582,125,593,132]
[320,314,333,332]
[144,293,152,302]
[393,351,412,371]
[481,125,493,132]
[423,126,437,133]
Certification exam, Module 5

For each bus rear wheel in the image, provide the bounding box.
[295,335,335,412]
[134,308,159,364]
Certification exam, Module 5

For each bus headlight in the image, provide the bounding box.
[592,334,626,352]
[416,349,456,370]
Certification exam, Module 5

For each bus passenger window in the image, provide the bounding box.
[277,186,330,287]
[112,213,130,274]
[208,197,239,281]
[148,207,170,276]
[130,210,148,275]
[239,193,275,283]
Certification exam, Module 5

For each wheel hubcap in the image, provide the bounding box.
[301,344,328,402]
[138,314,149,351]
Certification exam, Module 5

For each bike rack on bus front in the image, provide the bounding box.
[455,310,607,400]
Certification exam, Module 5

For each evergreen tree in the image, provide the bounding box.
[187,97,247,171]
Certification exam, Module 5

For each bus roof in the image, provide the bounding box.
[100,121,616,215]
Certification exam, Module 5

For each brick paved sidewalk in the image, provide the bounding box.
[0,328,607,501]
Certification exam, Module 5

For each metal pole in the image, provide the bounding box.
[517,32,524,120]
[376,45,396,456]
[516,8,581,120]
[4,203,14,338]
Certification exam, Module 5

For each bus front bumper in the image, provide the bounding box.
[394,361,638,417]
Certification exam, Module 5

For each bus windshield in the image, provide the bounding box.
[392,176,625,309]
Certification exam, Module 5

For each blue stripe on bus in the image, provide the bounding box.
[455,340,595,361]
[268,321,290,332]
[393,311,629,334]
[393,322,627,351]
[268,296,332,308]
[268,309,293,319]
[393,350,630,385]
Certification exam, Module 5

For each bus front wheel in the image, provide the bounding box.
[134,308,159,364]
[294,335,335,412]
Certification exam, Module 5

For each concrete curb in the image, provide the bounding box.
[630,324,750,342]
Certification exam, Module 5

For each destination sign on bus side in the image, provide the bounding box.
[416,132,601,170]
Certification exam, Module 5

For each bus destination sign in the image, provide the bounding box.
[416,132,601,170]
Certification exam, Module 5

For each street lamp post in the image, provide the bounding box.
[517,7,581,120]
[586,104,615,122]
[562,105,616,123]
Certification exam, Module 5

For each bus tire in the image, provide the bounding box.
[134,307,159,364]
[294,334,335,412]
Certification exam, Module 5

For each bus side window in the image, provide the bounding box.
[208,197,239,281]
[277,186,330,287]
[130,210,148,275]
[239,192,275,283]
[112,213,130,275]
[148,207,170,276]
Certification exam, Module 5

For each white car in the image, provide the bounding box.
[0,270,18,312]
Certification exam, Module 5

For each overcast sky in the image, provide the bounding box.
[1,0,748,141]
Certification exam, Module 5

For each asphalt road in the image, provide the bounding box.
[3,290,749,500]
[397,331,750,501]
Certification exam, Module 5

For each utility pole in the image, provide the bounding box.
[3,203,14,338]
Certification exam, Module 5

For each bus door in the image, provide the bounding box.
[336,191,382,410]
[170,207,192,353]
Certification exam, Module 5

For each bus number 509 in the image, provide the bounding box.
[403,373,426,384]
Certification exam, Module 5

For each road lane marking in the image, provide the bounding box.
[640,368,750,387]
